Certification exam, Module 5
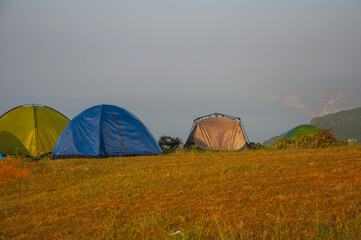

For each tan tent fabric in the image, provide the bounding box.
[186,117,247,150]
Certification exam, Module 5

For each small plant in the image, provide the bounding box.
[315,211,326,239]
[183,144,203,152]
[347,138,357,145]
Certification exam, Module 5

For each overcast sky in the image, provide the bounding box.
[1,0,361,143]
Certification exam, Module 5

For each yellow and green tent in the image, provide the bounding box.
[0,104,70,157]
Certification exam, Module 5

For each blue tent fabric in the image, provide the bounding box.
[0,153,3,159]
[52,105,162,158]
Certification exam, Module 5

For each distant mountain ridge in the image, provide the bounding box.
[263,107,361,146]
[311,107,361,143]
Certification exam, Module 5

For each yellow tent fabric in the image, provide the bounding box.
[0,105,70,157]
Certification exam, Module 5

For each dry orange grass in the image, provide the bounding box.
[0,157,35,181]
[1,146,361,239]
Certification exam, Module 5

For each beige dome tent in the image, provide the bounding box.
[184,113,249,150]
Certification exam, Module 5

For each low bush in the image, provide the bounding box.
[247,142,267,150]
[158,135,183,154]
[271,129,348,149]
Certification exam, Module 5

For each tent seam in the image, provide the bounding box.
[33,104,39,156]
[99,105,103,155]
[113,112,125,156]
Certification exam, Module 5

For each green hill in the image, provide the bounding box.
[311,107,361,144]
[263,107,361,146]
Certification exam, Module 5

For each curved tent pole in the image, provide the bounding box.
[187,119,197,135]
[0,105,23,119]
[0,104,70,121]
[239,117,250,144]
[193,113,242,124]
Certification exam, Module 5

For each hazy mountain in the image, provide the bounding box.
[311,107,361,144]
[263,133,286,147]
[263,107,361,146]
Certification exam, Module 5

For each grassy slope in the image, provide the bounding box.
[1,146,361,239]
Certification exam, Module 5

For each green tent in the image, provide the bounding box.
[284,124,319,139]
[0,104,70,157]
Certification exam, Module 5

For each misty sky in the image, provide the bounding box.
[1,0,361,143]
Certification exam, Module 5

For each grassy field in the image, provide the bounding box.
[1,146,361,239]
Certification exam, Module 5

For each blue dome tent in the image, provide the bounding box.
[52,105,162,158]
[0,153,3,159]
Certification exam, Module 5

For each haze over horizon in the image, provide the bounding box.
[1,0,360,143]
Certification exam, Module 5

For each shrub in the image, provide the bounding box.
[247,142,267,150]
[271,129,349,150]
[158,136,183,154]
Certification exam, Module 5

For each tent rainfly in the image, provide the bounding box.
[184,113,249,150]
[0,104,70,157]
[51,104,162,158]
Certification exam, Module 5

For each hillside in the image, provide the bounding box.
[1,147,361,239]
[263,133,286,147]
[311,107,361,144]
[264,107,361,146]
